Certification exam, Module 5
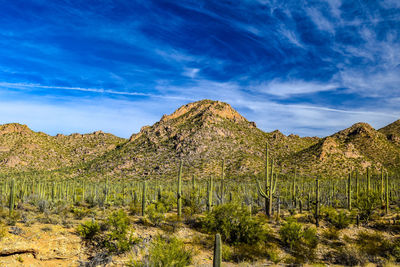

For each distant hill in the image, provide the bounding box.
[1,100,399,179]
[0,123,124,174]
[286,122,400,177]
[85,100,318,179]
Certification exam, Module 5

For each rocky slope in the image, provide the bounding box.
[86,100,318,179]
[1,100,399,179]
[286,122,400,176]
[0,123,124,174]
[379,119,400,146]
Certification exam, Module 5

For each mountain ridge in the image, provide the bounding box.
[0,100,399,178]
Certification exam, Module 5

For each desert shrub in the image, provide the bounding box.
[355,192,380,223]
[183,189,202,215]
[201,203,269,245]
[356,230,398,262]
[0,222,7,240]
[37,200,50,213]
[128,200,141,215]
[279,217,318,263]
[146,202,166,226]
[326,245,367,266]
[103,209,136,254]
[231,242,281,263]
[322,207,351,229]
[146,235,192,267]
[322,227,340,241]
[85,194,98,208]
[158,191,175,212]
[77,219,101,240]
[71,207,91,219]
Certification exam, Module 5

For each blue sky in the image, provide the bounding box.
[0,0,399,138]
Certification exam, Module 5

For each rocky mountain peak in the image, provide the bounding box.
[160,99,247,124]
[0,123,32,135]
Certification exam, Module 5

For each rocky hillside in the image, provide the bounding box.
[379,119,400,146]
[286,122,400,177]
[0,123,124,173]
[86,100,318,179]
[1,100,399,179]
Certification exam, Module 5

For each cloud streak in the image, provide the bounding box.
[0,0,399,137]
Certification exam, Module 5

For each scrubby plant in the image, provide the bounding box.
[130,235,192,267]
[355,191,380,223]
[71,207,92,219]
[146,202,166,226]
[322,207,351,229]
[326,245,367,266]
[201,202,269,245]
[103,209,136,254]
[279,217,318,263]
[356,230,398,262]
[77,219,101,240]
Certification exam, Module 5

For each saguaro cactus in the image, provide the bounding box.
[213,233,222,267]
[177,160,183,217]
[381,168,384,206]
[257,143,277,217]
[385,171,389,214]
[9,179,15,216]
[207,176,213,212]
[315,177,320,227]
[142,181,146,216]
[347,172,352,211]
[216,159,225,204]
[192,175,196,191]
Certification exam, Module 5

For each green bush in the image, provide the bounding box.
[77,219,101,240]
[129,235,192,267]
[183,189,202,215]
[103,209,135,254]
[322,207,351,229]
[279,218,318,263]
[356,230,398,262]
[326,245,367,266]
[71,207,91,219]
[355,192,380,223]
[146,202,166,226]
[158,191,176,212]
[201,203,269,245]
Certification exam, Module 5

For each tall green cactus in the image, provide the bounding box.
[207,176,213,212]
[315,177,320,227]
[381,168,384,207]
[142,181,146,216]
[192,175,196,191]
[216,159,225,204]
[9,179,15,216]
[257,143,277,217]
[385,171,389,214]
[347,172,352,211]
[213,233,222,267]
[355,172,359,200]
[292,175,296,208]
[177,160,183,217]
[367,167,371,193]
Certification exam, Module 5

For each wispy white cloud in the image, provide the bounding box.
[252,80,338,97]
[0,82,192,101]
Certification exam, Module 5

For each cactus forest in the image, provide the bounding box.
[1,100,400,266]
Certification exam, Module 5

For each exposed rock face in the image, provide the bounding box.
[1,100,400,179]
[286,121,400,176]
[0,123,31,135]
[0,123,124,172]
[379,119,400,146]
[89,100,318,179]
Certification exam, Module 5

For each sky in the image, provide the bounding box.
[0,0,399,138]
